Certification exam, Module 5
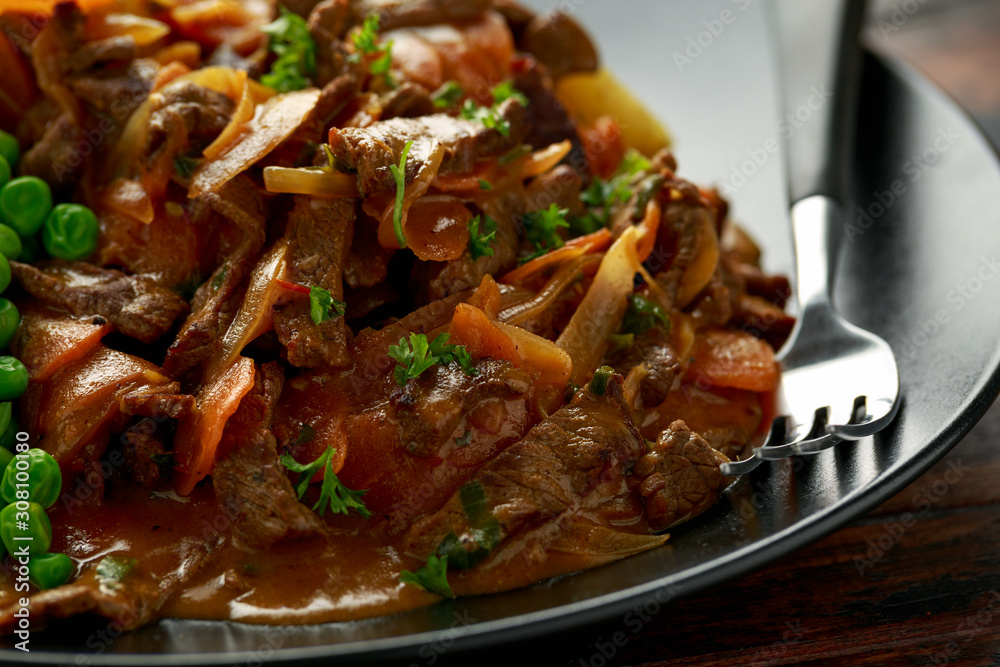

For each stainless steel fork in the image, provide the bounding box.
[721,0,900,476]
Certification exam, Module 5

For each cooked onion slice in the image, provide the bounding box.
[263,167,360,198]
[521,140,572,178]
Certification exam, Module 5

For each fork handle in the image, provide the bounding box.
[773,0,866,205]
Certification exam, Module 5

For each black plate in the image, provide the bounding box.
[5,2,1000,664]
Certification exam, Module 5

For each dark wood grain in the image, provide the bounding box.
[440,4,1000,666]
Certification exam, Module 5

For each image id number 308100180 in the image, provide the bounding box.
[9,430,34,652]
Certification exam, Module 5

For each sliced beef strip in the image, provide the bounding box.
[608,327,681,408]
[272,196,356,368]
[518,11,598,79]
[212,362,326,548]
[10,260,188,343]
[634,420,731,531]
[121,390,196,421]
[380,82,436,119]
[512,59,586,171]
[122,418,171,489]
[145,82,236,158]
[344,211,395,288]
[390,358,533,457]
[650,177,718,307]
[163,176,266,377]
[350,0,494,31]
[18,113,85,185]
[67,58,158,117]
[327,101,528,195]
[405,373,646,562]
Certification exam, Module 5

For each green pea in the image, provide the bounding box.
[0,131,20,170]
[0,225,22,260]
[0,416,19,452]
[43,203,99,261]
[0,253,9,294]
[0,300,17,350]
[0,447,12,481]
[0,501,51,556]
[0,356,27,400]
[1,448,61,507]
[29,552,74,590]
[18,235,41,263]
[0,156,10,191]
[0,176,52,238]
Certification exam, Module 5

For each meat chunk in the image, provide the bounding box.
[608,327,681,408]
[512,60,585,170]
[19,114,86,185]
[635,420,731,531]
[404,373,665,594]
[380,82,436,119]
[144,81,236,159]
[164,176,266,377]
[212,362,326,548]
[353,0,493,31]
[273,196,356,368]
[122,418,171,489]
[10,260,189,343]
[327,102,528,195]
[519,11,598,79]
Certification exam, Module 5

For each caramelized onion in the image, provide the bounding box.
[402,195,472,262]
[263,167,360,198]
[87,13,170,46]
[520,140,572,178]
[377,142,446,249]
[500,253,602,328]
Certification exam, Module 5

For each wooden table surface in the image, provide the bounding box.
[439,3,1000,666]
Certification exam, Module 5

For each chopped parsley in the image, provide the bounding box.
[477,179,493,191]
[150,453,176,476]
[459,81,528,138]
[588,365,615,397]
[431,80,464,109]
[309,285,346,325]
[467,214,497,260]
[605,332,634,356]
[96,556,137,592]
[173,154,198,178]
[399,553,453,598]
[573,149,656,233]
[389,140,413,248]
[621,294,669,336]
[520,204,569,263]
[388,332,477,387]
[295,423,316,446]
[350,13,395,88]
[260,6,317,93]
[280,446,371,518]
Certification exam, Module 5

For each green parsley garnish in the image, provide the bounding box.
[477,179,493,191]
[520,204,569,263]
[280,446,371,518]
[588,365,616,397]
[621,294,669,336]
[573,149,655,232]
[350,13,395,87]
[467,214,497,260]
[260,6,317,93]
[431,80,464,109]
[150,453,176,476]
[399,553,453,598]
[96,556,137,592]
[309,285,346,325]
[173,154,198,178]
[389,140,413,248]
[459,81,528,137]
[295,423,315,446]
[388,332,477,387]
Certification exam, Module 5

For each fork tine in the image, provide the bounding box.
[827,395,901,440]
[720,416,792,476]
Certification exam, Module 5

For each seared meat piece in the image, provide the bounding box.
[651,177,718,307]
[391,358,533,457]
[68,59,157,117]
[608,327,681,408]
[145,82,236,156]
[524,164,585,215]
[328,102,528,195]
[273,196,356,368]
[164,176,266,377]
[121,390,196,421]
[635,420,730,531]
[308,0,354,86]
[213,362,326,548]
[405,373,664,594]
[10,260,188,343]
[353,0,493,30]
[381,82,436,119]
[519,11,598,79]
[344,213,395,288]
[122,418,171,489]
[411,189,522,303]
[512,59,585,171]
[19,114,86,185]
